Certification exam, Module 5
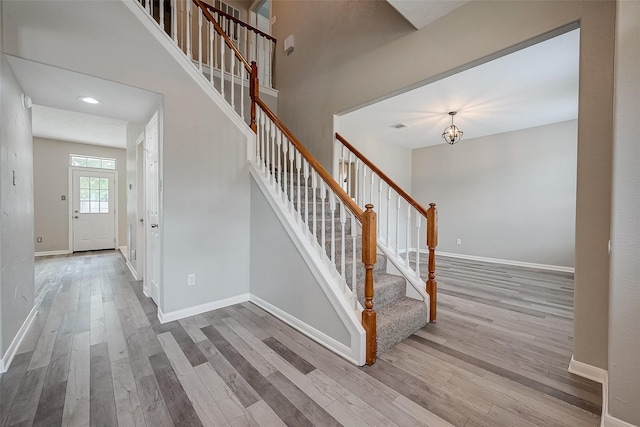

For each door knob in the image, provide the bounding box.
[151,224,158,228]
[139,218,144,223]
[74,216,79,219]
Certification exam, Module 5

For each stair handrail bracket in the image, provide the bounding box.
[335,132,438,322]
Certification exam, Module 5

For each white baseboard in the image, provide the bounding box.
[568,357,638,427]
[250,295,360,365]
[125,259,139,281]
[433,250,575,273]
[34,250,71,257]
[1,306,38,373]
[158,293,250,323]
[568,355,607,383]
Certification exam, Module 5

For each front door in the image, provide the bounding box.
[145,113,160,304]
[72,169,116,252]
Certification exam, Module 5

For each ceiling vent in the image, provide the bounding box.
[390,123,408,129]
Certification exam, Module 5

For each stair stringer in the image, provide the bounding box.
[249,165,366,366]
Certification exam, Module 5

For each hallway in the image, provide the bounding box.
[1,251,600,426]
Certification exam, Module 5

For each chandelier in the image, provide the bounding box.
[442,111,463,144]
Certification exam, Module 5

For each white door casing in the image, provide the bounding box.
[71,169,117,252]
[136,134,145,281]
[145,112,160,305]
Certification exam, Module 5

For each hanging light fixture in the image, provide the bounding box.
[442,111,463,144]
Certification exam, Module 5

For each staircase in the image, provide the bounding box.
[292,174,429,357]
[130,0,438,365]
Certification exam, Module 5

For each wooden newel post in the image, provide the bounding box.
[250,61,259,133]
[426,203,438,322]
[362,204,377,365]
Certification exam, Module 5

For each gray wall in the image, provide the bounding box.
[250,177,350,347]
[272,0,615,371]
[3,1,251,315]
[608,1,640,424]
[412,120,577,268]
[33,137,126,253]
[0,53,35,359]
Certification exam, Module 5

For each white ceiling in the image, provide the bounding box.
[339,29,580,150]
[386,0,470,30]
[6,55,161,148]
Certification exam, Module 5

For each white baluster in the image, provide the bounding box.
[244,26,249,64]
[145,0,150,14]
[339,201,346,292]
[230,56,235,111]
[370,170,374,207]
[312,172,318,241]
[269,41,274,88]
[160,0,165,30]
[186,0,191,59]
[396,193,401,256]
[303,160,310,235]
[329,193,336,265]
[321,181,327,257]
[296,151,302,222]
[386,185,391,247]
[281,134,288,202]
[259,111,266,172]
[346,153,352,198]
[209,23,214,85]
[378,177,383,242]
[351,214,357,309]
[265,119,272,179]
[405,204,411,266]
[269,121,276,186]
[220,35,225,98]
[275,129,282,193]
[171,0,177,43]
[240,66,245,120]
[198,8,203,71]
[354,159,359,206]
[214,13,219,70]
[361,161,366,205]
[288,142,295,214]
[415,213,422,278]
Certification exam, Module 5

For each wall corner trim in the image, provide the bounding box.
[157,293,250,323]
[568,355,607,383]
[568,357,638,427]
[0,306,38,373]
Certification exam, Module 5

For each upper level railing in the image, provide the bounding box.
[136,0,378,364]
[138,0,275,89]
[335,133,438,322]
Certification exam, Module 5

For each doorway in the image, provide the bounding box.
[70,168,117,252]
[144,112,160,305]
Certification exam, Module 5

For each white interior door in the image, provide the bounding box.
[136,137,145,280]
[145,113,160,304]
[72,170,116,252]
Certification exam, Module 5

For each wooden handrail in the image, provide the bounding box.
[255,98,364,223]
[335,132,430,219]
[202,3,277,43]
[193,0,252,72]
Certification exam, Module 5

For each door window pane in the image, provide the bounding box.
[79,176,109,213]
[102,159,116,170]
[70,155,116,170]
[87,157,102,168]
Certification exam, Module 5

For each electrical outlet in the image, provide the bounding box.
[188,274,196,286]
[456,238,462,245]
[37,237,43,243]
[131,250,136,260]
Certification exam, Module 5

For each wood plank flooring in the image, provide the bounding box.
[0,251,601,426]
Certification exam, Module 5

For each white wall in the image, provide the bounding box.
[250,177,351,346]
[412,120,577,268]
[0,52,35,360]
[3,0,252,315]
[33,137,127,253]
[608,1,640,425]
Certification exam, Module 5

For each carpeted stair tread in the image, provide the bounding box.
[376,298,428,356]
[357,274,408,312]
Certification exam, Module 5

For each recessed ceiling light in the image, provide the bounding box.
[79,96,100,104]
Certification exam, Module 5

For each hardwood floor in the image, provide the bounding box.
[0,251,601,426]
